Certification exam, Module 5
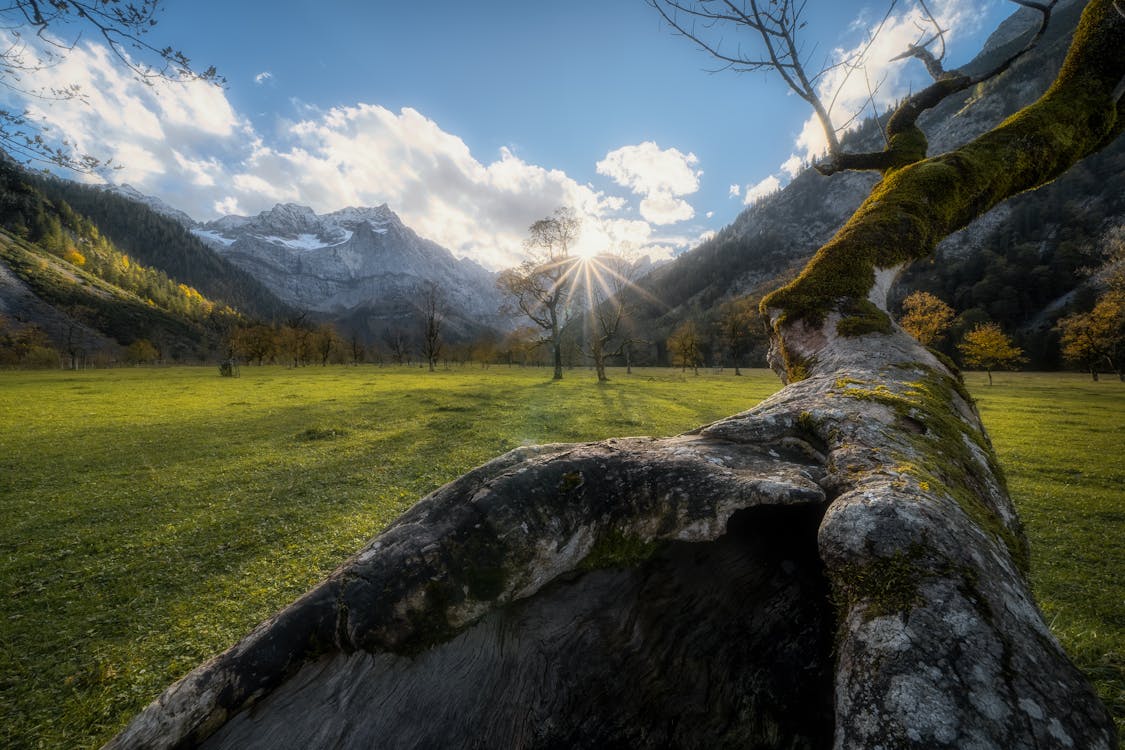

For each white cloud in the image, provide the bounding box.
[780,154,804,179]
[729,184,741,198]
[596,141,701,225]
[214,196,243,215]
[596,141,700,196]
[1,39,707,269]
[744,175,780,205]
[1,35,243,185]
[794,0,975,160]
[254,71,273,84]
[639,193,695,225]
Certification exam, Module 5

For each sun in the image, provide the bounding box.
[570,241,603,260]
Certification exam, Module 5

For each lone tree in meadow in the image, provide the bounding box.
[109,3,1122,748]
[1059,224,1125,379]
[667,319,704,374]
[1058,292,1125,379]
[579,252,641,382]
[418,280,446,372]
[497,208,580,380]
[717,296,763,375]
[382,327,411,365]
[899,290,955,347]
[958,322,1027,385]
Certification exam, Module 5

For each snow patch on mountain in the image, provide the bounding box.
[192,229,236,247]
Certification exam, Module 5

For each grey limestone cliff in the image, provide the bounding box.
[193,203,505,337]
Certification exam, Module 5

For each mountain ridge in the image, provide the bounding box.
[186,200,506,341]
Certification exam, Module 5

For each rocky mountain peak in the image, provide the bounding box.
[326,204,399,232]
[252,203,323,237]
[174,198,507,338]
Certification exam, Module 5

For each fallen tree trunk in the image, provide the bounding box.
[105,2,1122,747]
[103,329,1116,749]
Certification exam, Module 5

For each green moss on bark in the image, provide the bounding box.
[833,546,926,620]
[761,0,1125,337]
[580,528,661,571]
[836,299,894,337]
[834,367,1029,573]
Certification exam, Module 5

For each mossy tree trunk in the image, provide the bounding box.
[761,0,1124,378]
[106,3,1123,749]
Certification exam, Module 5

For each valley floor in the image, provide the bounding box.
[0,366,1120,747]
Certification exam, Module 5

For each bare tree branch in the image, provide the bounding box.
[651,0,1061,178]
[0,0,221,171]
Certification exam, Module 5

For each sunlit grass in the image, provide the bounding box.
[0,366,1120,747]
[968,371,1125,742]
[0,364,777,749]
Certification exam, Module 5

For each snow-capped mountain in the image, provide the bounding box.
[191,202,505,337]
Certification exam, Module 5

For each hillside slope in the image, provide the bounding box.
[0,162,247,363]
[627,0,1121,367]
[33,176,293,323]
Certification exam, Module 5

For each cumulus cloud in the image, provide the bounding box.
[743,175,780,205]
[596,141,701,225]
[780,154,804,179]
[1,35,244,190]
[214,196,243,215]
[793,0,975,160]
[208,105,629,268]
[729,184,742,198]
[254,71,273,84]
[2,38,712,269]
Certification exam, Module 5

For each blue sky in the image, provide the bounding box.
[4,0,1012,268]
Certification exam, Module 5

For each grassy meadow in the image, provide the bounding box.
[967,371,1125,742]
[0,365,1121,747]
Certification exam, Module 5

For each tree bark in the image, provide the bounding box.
[105,2,1123,748]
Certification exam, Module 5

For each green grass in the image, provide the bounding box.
[0,364,778,749]
[967,371,1125,742]
[0,366,1121,747]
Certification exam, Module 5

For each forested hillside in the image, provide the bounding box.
[0,160,254,365]
[31,175,292,323]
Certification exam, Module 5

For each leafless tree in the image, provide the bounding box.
[314,323,342,366]
[418,280,446,372]
[648,0,1060,175]
[383,327,411,365]
[578,252,644,382]
[0,1,221,170]
[497,207,581,380]
[349,333,366,366]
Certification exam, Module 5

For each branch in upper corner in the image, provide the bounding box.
[816,0,1058,176]
[0,0,222,172]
